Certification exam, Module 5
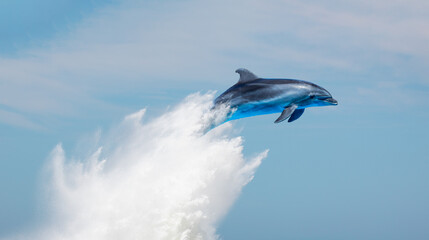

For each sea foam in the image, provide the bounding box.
[18,93,266,240]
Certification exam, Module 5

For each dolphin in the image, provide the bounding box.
[214,68,338,124]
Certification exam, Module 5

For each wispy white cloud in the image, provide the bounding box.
[1,0,428,129]
[356,82,429,107]
[0,108,43,130]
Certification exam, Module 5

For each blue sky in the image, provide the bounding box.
[1,0,428,239]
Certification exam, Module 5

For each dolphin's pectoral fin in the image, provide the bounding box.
[274,105,297,123]
[288,108,305,122]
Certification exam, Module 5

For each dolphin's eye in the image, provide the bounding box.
[309,95,315,99]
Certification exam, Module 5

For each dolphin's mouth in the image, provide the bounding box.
[323,97,338,105]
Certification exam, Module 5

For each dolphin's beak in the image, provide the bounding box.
[324,97,338,105]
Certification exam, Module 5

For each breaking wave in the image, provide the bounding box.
[12,93,267,240]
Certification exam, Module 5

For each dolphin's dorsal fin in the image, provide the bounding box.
[236,68,258,83]
[274,104,297,123]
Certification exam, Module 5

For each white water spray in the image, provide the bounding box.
[19,93,267,240]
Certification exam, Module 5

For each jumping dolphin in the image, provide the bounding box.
[214,68,338,124]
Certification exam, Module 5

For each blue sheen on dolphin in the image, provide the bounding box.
[213,68,338,124]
